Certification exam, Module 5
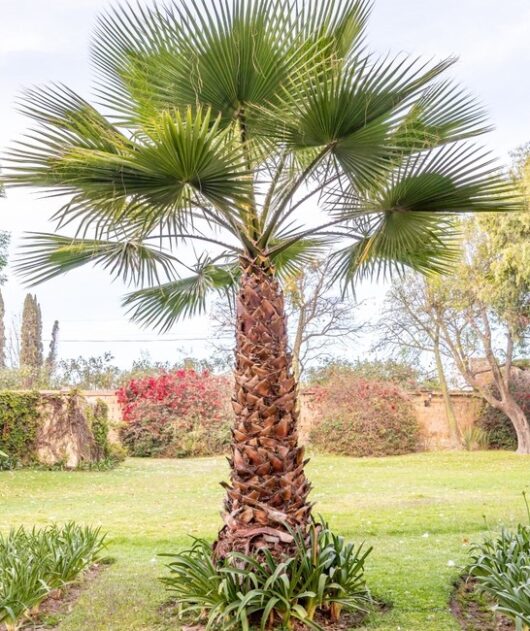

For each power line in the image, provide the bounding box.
[42,336,232,343]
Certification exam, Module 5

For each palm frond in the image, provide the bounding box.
[4,90,250,234]
[91,0,372,127]
[331,144,521,217]
[269,236,331,280]
[254,55,457,188]
[392,80,491,152]
[123,258,239,331]
[15,233,180,287]
[333,212,461,286]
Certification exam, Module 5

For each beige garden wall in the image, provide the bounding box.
[299,389,484,449]
[78,388,484,451]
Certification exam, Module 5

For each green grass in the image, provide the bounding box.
[0,452,528,630]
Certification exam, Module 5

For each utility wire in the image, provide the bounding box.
[42,336,232,343]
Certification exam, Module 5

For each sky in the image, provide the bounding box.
[0,0,529,368]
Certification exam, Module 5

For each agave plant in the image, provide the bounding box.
[2,0,518,559]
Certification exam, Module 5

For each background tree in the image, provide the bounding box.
[20,294,43,372]
[0,178,8,286]
[376,276,461,445]
[46,320,60,374]
[56,352,121,390]
[285,260,361,383]
[432,209,530,453]
[306,357,425,388]
[3,0,518,564]
[0,291,5,369]
[421,147,530,452]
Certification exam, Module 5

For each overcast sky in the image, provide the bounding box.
[1,0,529,368]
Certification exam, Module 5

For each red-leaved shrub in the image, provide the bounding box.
[308,376,421,457]
[116,369,232,457]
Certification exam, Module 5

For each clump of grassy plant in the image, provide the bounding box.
[0,522,106,630]
[161,521,372,630]
[467,496,530,630]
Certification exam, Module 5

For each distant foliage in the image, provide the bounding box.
[306,358,424,389]
[117,369,232,457]
[309,376,421,457]
[0,391,40,468]
[477,374,529,451]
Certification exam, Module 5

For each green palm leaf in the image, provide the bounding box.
[253,55,458,188]
[5,93,250,234]
[15,233,179,286]
[91,0,372,128]
[123,259,239,331]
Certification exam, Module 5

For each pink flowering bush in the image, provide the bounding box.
[117,369,232,457]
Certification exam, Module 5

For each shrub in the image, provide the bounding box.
[0,523,106,630]
[309,377,421,457]
[468,522,530,629]
[0,392,40,469]
[161,522,372,630]
[117,370,232,457]
[476,374,529,451]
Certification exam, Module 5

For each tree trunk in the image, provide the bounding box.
[213,258,312,560]
[501,398,530,455]
[433,334,460,447]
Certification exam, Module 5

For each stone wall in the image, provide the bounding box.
[2,391,111,468]
[77,388,485,451]
[299,389,484,450]
[36,392,97,468]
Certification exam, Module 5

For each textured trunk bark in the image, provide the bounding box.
[213,258,312,559]
[502,400,530,455]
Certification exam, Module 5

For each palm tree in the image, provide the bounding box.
[4,0,517,558]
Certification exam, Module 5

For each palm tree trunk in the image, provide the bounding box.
[213,257,312,559]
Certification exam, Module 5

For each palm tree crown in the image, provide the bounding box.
[3,0,516,326]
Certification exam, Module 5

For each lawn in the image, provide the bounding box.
[0,452,528,630]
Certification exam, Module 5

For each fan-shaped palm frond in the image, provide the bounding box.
[123,258,239,331]
[5,93,251,236]
[16,233,179,286]
[391,80,490,152]
[333,212,461,285]
[91,0,372,127]
[252,55,462,194]
[2,0,521,314]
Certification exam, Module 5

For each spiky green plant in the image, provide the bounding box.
[161,521,372,630]
[0,523,106,630]
[2,0,520,559]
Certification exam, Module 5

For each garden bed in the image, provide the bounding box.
[451,577,514,631]
[13,563,108,631]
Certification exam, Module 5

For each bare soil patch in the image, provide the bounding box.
[451,576,514,631]
[0,563,107,631]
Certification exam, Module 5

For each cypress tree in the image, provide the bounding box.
[20,294,43,369]
[46,320,59,372]
[0,290,5,369]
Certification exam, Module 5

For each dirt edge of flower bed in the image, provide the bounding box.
[13,560,112,631]
[450,576,514,631]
